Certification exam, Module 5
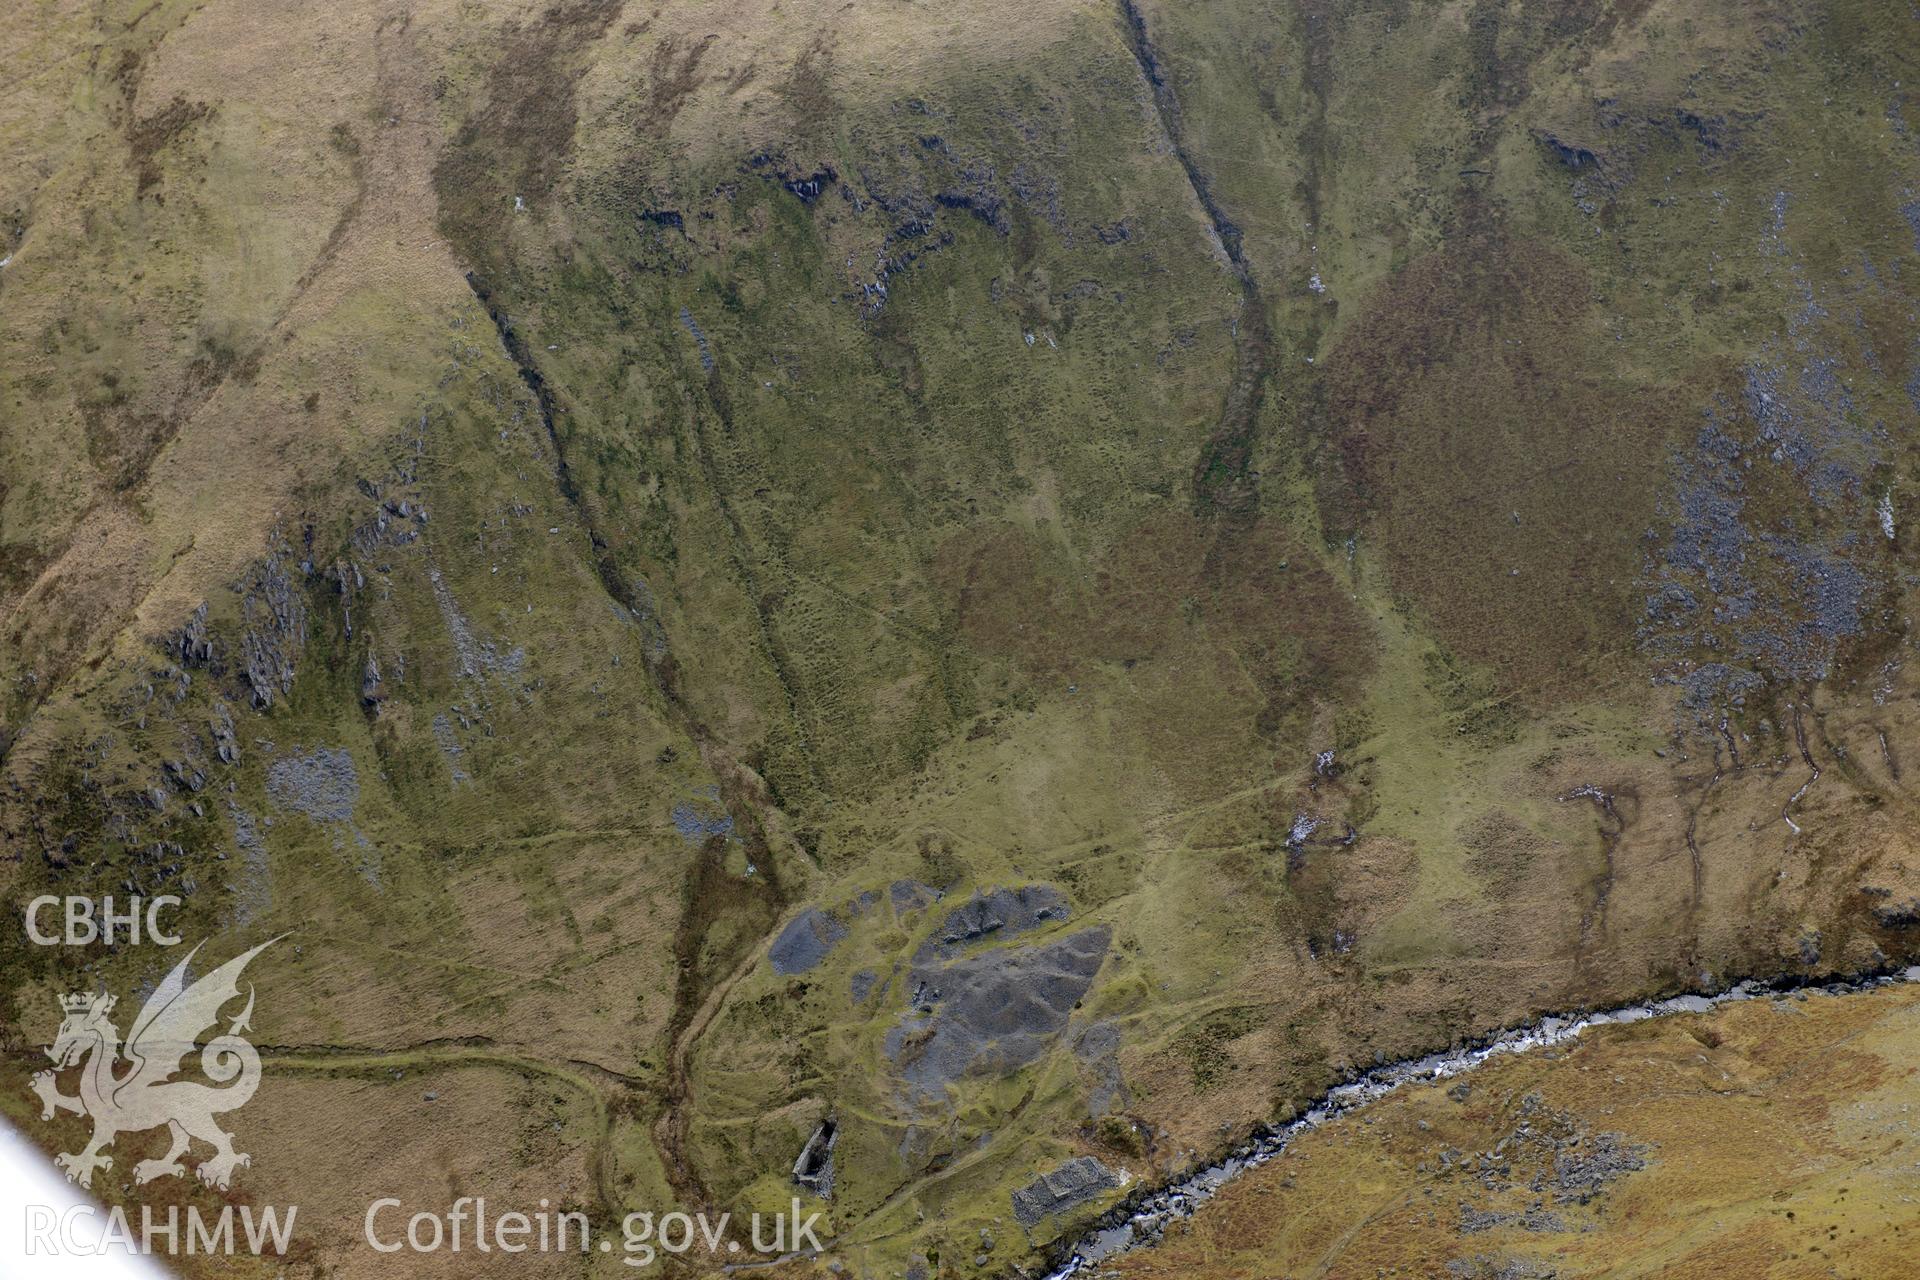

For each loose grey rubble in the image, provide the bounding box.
[1550,1132,1649,1204]
[1446,1257,1556,1280]
[768,907,849,975]
[922,884,1070,959]
[1012,1157,1121,1228]
[1074,1021,1128,1117]
[1458,1202,1567,1234]
[228,805,271,924]
[266,747,359,823]
[890,925,1111,1098]
[427,567,524,680]
[679,306,715,372]
[889,878,936,915]
[671,798,734,843]
[431,714,471,785]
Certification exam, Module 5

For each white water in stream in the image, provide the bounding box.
[3,972,1914,1279]
[1044,967,1920,1279]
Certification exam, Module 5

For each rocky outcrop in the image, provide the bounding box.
[238,549,308,709]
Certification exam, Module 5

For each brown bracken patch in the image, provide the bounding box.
[1323,230,1685,700]
[127,97,211,199]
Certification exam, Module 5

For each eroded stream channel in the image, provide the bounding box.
[1043,966,1920,1278]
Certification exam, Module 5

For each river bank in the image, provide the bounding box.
[1048,967,1920,1278]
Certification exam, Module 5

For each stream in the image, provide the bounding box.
[1043,965,1920,1278]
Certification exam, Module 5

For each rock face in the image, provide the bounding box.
[360,652,385,706]
[926,884,1071,954]
[238,551,308,708]
[1874,899,1920,930]
[1011,1156,1121,1228]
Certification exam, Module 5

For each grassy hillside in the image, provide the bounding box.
[2,1,1919,1276]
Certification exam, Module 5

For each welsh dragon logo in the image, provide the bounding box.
[30,937,280,1190]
